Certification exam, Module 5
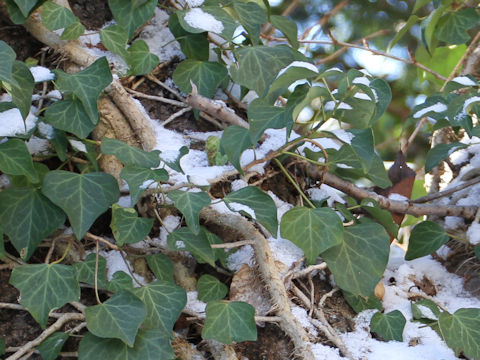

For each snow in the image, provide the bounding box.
[69,139,87,153]
[186,0,204,6]
[330,129,354,144]
[451,76,476,86]
[297,106,315,123]
[352,77,370,86]
[26,136,50,154]
[467,222,480,245]
[413,102,447,119]
[100,249,146,286]
[228,202,256,219]
[29,66,55,82]
[184,8,224,33]
[185,291,206,313]
[388,193,409,202]
[37,122,54,139]
[276,61,318,78]
[0,108,38,137]
[354,92,373,101]
[324,101,353,111]
[308,185,346,207]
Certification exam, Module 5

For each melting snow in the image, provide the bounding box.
[184,8,224,33]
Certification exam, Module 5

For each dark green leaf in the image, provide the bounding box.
[168,190,210,235]
[411,299,440,321]
[108,0,157,39]
[270,15,298,49]
[12,0,37,17]
[219,125,253,172]
[44,98,95,139]
[436,8,480,45]
[167,227,217,266]
[280,207,344,264]
[438,308,480,359]
[370,78,392,121]
[232,1,267,44]
[370,310,406,342]
[41,1,76,31]
[2,61,34,119]
[0,225,5,260]
[127,40,159,76]
[0,41,16,83]
[172,60,228,98]
[178,6,236,40]
[0,338,4,356]
[10,264,80,328]
[120,166,168,206]
[74,253,108,288]
[475,245,480,260]
[266,64,318,103]
[321,223,390,296]
[406,221,449,260]
[361,198,398,238]
[100,25,129,58]
[411,95,447,121]
[421,4,448,53]
[85,290,146,346]
[425,142,468,172]
[343,291,382,313]
[146,253,174,282]
[387,15,419,51]
[197,274,228,302]
[224,186,278,236]
[0,138,38,183]
[42,171,120,240]
[107,271,133,292]
[0,188,65,260]
[4,0,30,24]
[53,57,112,124]
[168,13,209,61]
[202,301,257,344]
[111,204,153,246]
[160,145,189,173]
[132,280,186,333]
[60,20,85,40]
[248,99,290,143]
[101,137,160,168]
[37,332,69,360]
[78,329,175,360]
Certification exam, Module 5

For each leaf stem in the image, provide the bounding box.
[273,158,315,208]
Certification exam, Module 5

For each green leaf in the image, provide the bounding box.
[438,308,480,359]
[160,145,189,173]
[343,291,382,313]
[132,280,186,332]
[219,125,253,172]
[3,61,34,119]
[100,24,129,58]
[108,0,157,39]
[475,245,480,260]
[224,186,278,236]
[248,99,290,143]
[44,98,96,139]
[10,264,80,328]
[79,329,175,360]
[405,221,449,261]
[12,0,37,17]
[0,188,65,260]
[172,60,228,98]
[74,253,108,288]
[0,338,4,356]
[168,13,209,61]
[413,0,430,13]
[168,190,210,234]
[202,301,257,344]
[266,65,318,103]
[321,223,390,296]
[421,4,448,53]
[280,207,344,264]
[361,199,398,238]
[425,142,468,172]
[107,271,134,292]
[146,253,174,282]
[370,78,392,121]
[127,40,159,76]
[270,15,298,49]
[436,8,480,45]
[60,20,85,40]
[41,1,77,31]
[85,290,146,346]
[0,41,16,83]
[411,299,441,321]
[37,332,69,360]
[42,171,120,240]
[197,274,228,302]
[387,15,419,51]
[370,310,406,342]
[0,139,39,183]
[111,204,154,246]
[4,0,30,24]
[167,227,217,266]
[120,166,168,206]
[230,45,295,95]
[232,1,267,45]
[101,137,160,168]
[415,45,466,84]
[53,57,112,124]
[0,225,5,260]
[178,6,236,40]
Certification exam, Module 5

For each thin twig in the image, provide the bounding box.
[147,74,184,101]
[413,176,480,203]
[291,263,328,279]
[401,116,428,154]
[126,87,188,108]
[210,240,255,249]
[162,107,192,127]
[94,240,102,304]
[84,232,120,251]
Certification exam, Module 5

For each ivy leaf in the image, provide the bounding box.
[111,205,154,246]
[224,186,278,236]
[405,221,449,260]
[248,99,291,143]
[0,338,4,356]
[41,1,77,31]
[0,139,39,183]
[10,264,80,328]
[60,20,85,40]
[370,78,392,121]
[107,271,134,292]
[421,4,448,53]
[127,40,159,76]
[145,253,174,282]
[74,253,108,288]
[415,45,466,85]
[0,225,5,260]
[438,308,480,359]
[85,290,146,346]
[321,222,390,296]
[132,280,186,333]
[270,15,298,49]
[101,137,160,168]
[37,332,69,360]
[160,145,189,173]
[167,227,217,266]
[78,329,175,360]
[178,6,236,40]
[280,207,344,264]
[219,125,253,172]
[168,190,210,235]
[387,15,419,51]
[108,0,157,39]
[370,310,406,342]
[44,98,95,139]
[361,199,398,239]
[436,8,480,45]
[197,274,228,302]
[230,45,295,95]
[343,291,382,313]
[12,0,37,17]
[425,142,468,172]
[120,166,168,206]
[53,57,112,124]
[232,1,267,45]
[172,60,228,98]
[42,171,120,240]
[202,301,257,344]
[100,24,129,58]
[411,299,440,321]
[3,61,34,119]
[0,41,16,83]
[0,188,65,260]
[266,65,318,103]
[168,13,209,61]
